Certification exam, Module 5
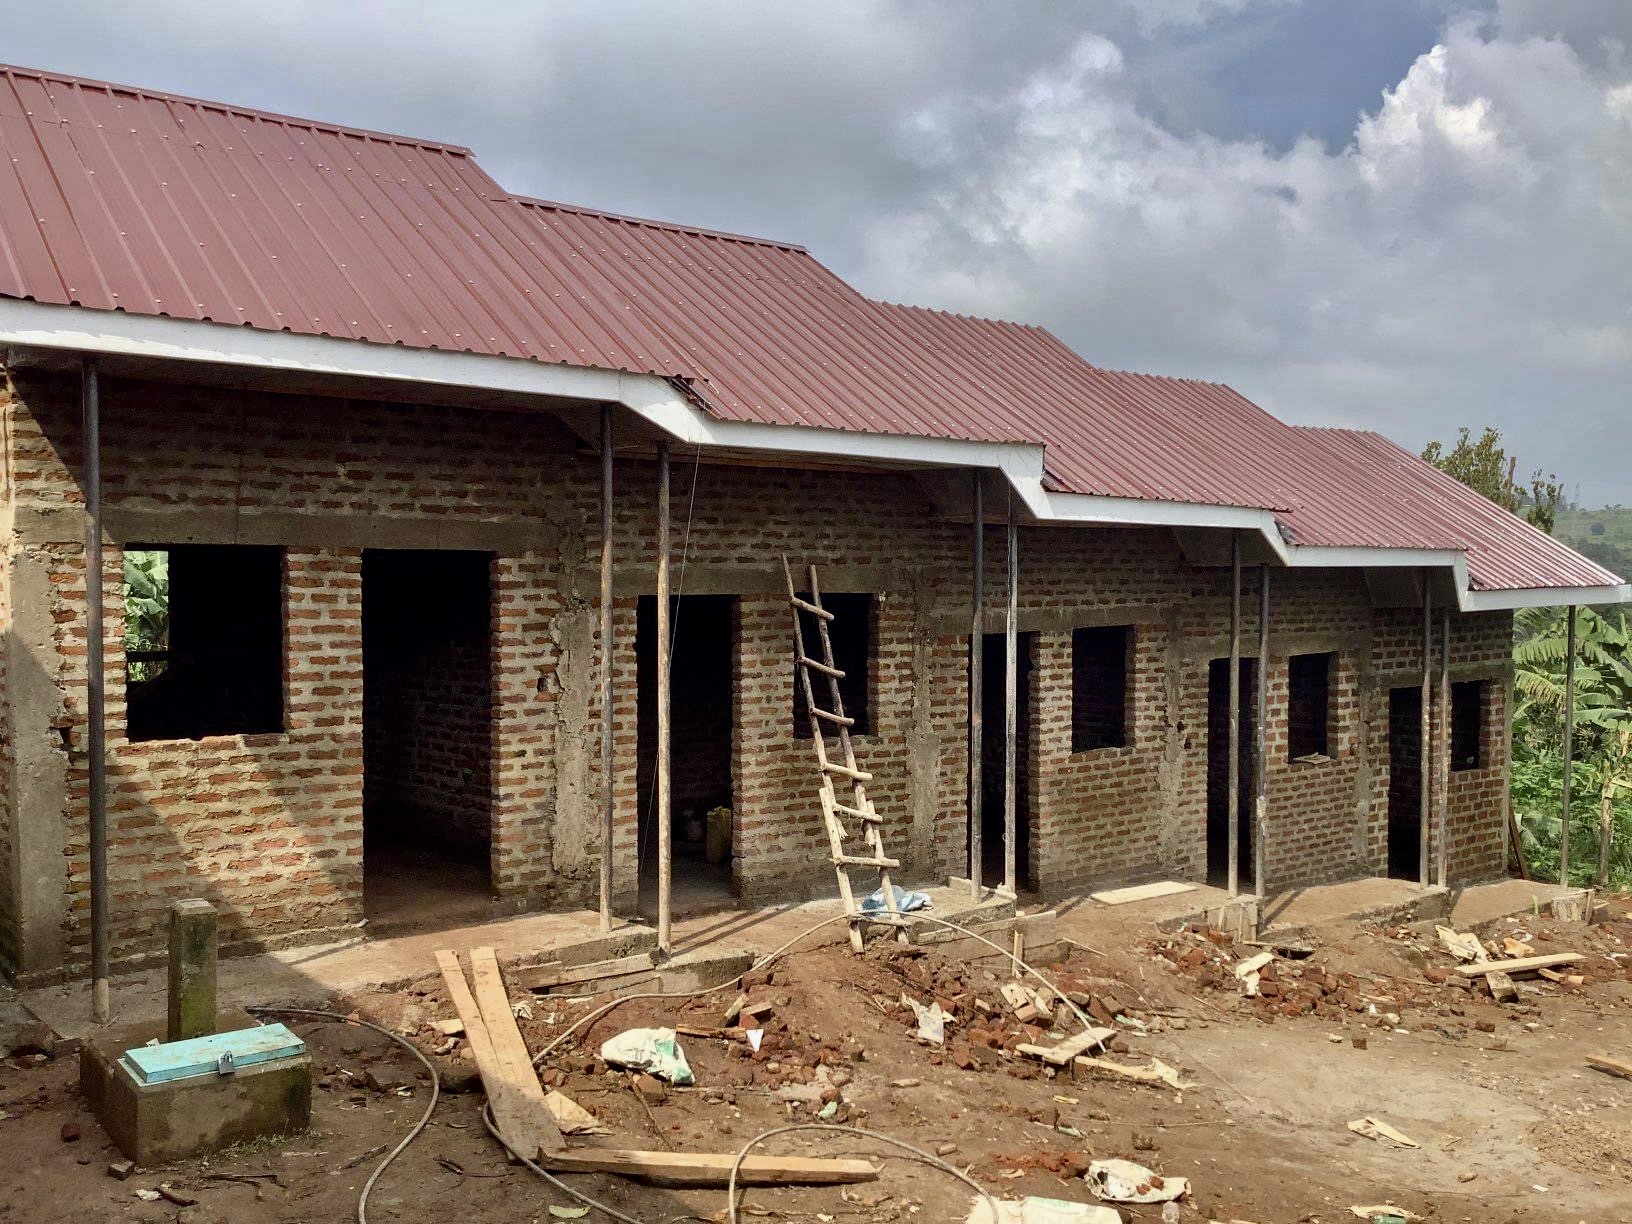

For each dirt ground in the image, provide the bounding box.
[4,896,1632,1224]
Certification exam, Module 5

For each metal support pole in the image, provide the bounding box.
[1003,490,1018,896]
[84,358,109,1025]
[597,406,615,934]
[968,471,984,900]
[1254,565,1269,899]
[655,440,672,953]
[1437,609,1451,889]
[1420,572,1432,888]
[1561,604,1576,886]
[1227,534,1241,897]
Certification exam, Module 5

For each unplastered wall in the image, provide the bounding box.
[1368,606,1512,883]
[0,367,1520,973]
[0,380,15,972]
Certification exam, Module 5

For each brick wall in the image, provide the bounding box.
[0,368,1521,974]
[0,395,14,970]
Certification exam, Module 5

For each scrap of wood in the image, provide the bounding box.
[436,948,564,1156]
[1435,926,1486,963]
[522,952,656,991]
[1537,968,1585,986]
[544,1089,608,1135]
[1453,953,1583,977]
[536,1146,879,1186]
[1347,1116,1419,1148]
[1502,936,1535,958]
[1073,1055,1194,1090]
[999,983,1030,1012]
[722,992,749,1025]
[1017,1026,1116,1066]
[1089,881,1195,905]
[1585,1054,1632,1080]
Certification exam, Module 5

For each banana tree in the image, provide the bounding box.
[1513,606,1632,887]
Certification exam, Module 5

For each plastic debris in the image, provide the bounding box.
[1085,1158,1189,1204]
[1349,1207,1422,1222]
[860,885,932,913]
[903,994,949,1045]
[598,1027,694,1085]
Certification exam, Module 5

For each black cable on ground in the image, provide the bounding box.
[247,1005,440,1224]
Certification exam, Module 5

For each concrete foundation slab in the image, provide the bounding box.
[81,1009,311,1165]
[1262,877,1443,935]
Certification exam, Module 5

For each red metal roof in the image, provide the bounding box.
[0,63,1617,594]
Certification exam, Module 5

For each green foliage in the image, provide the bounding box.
[1422,426,1562,533]
[1510,605,1632,888]
[123,549,170,683]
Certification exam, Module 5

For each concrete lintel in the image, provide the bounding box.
[925,602,1167,639]
[98,507,558,555]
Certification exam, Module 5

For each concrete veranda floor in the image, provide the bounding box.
[19,872,1594,1042]
[19,880,1010,1040]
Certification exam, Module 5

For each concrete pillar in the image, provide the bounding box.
[167,899,218,1042]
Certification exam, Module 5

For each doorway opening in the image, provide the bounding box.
[1206,656,1258,889]
[362,549,494,930]
[638,594,736,917]
[1387,686,1423,880]
[975,631,1035,890]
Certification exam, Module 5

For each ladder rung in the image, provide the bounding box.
[823,763,872,781]
[832,802,881,823]
[810,707,854,727]
[835,853,900,869]
[789,596,834,621]
[799,656,845,678]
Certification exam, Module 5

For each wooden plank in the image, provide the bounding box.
[1090,881,1196,906]
[1586,1054,1632,1080]
[463,947,565,1155]
[1453,953,1584,977]
[436,950,555,1157]
[538,1146,878,1186]
[1016,1026,1116,1066]
[520,952,657,990]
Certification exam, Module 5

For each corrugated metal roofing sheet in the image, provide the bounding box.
[0,62,1616,594]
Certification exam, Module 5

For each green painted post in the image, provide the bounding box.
[167,899,218,1042]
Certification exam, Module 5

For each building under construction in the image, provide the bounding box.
[0,64,1622,989]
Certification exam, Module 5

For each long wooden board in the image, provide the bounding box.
[468,946,565,1154]
[538,1146,879,1186]
[1453,953,1584,977]
[436,949,564,1157]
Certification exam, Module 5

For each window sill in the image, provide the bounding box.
[1289,752,1334,767]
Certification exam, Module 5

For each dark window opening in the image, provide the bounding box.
[1287,652,1335,760]
[1451,680,1486,771]
[125,544,284,742]
[1071,625,1131,752]
[793,593,872,737]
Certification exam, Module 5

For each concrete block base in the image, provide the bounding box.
[81,1009,311,1164]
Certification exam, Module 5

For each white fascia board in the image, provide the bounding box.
[1462,583,1632,611]
[9,297,1620,610]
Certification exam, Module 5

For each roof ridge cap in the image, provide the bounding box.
[511,195,808,252]
[0,62,473,155]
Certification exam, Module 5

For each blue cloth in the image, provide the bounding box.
[859,885,931,914]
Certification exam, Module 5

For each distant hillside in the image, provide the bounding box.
[1557,507,1632,580]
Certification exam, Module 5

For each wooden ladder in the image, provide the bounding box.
[783,558,901,952]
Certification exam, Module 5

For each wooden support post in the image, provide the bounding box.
[166,899,217,1042]
[1561,604,1576,886]
[1420,571,1432,889]
[656,440,673,953]
[1227,533,1241,897]
[83,357,109,1026]
[1437,609,1451,889]
[1254,565,1269,899]
[968,471,984,900]
[598,406,615,934]
[1004,490,1018,896]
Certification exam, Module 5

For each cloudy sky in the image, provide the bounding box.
[11,1,1631,502]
